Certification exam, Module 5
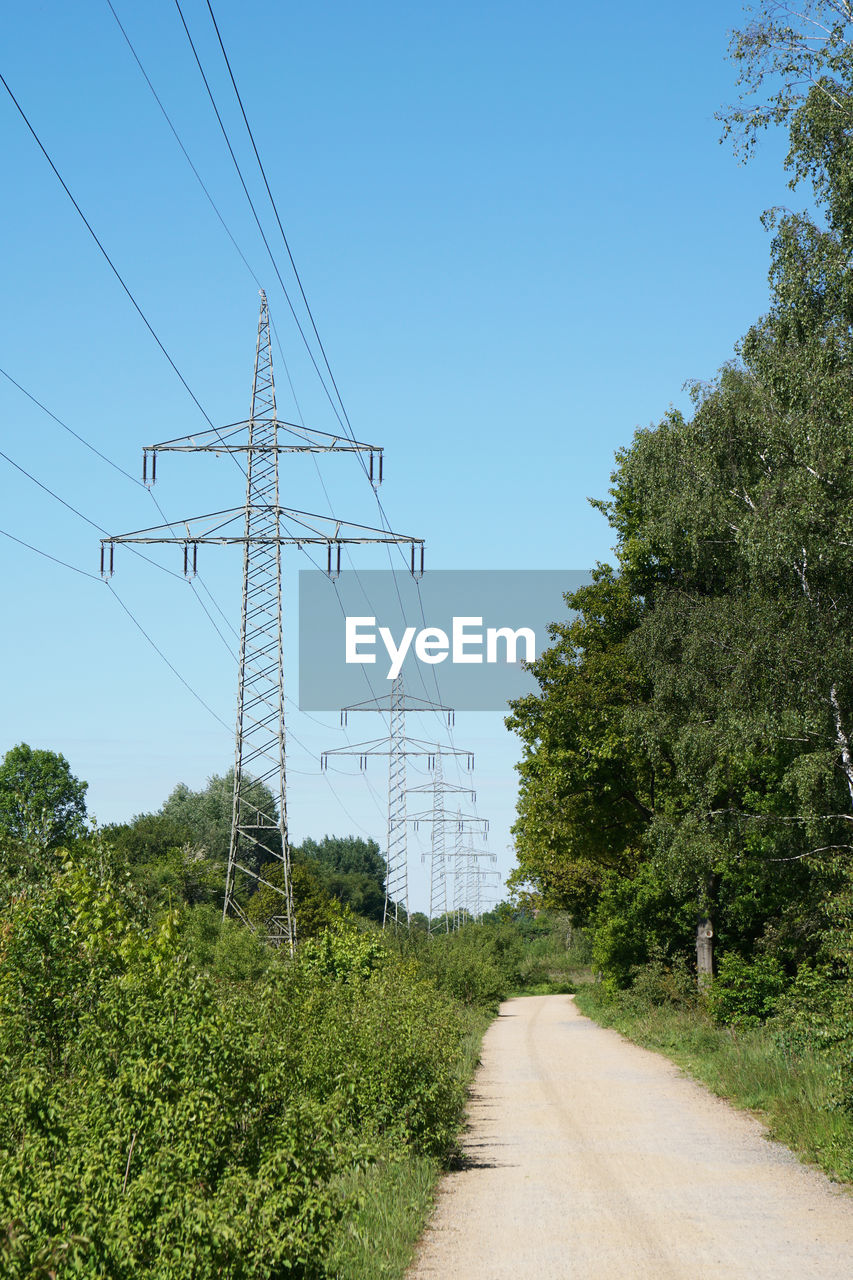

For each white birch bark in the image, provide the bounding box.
[830,682,853,812]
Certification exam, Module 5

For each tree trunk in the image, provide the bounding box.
[696,917,714,988]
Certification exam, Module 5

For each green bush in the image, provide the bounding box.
[629,955,697,1008]
[407,923,524,1011]
[251,950,466,1158]
[590,866,697,990]
[0,850,504,1275]
[0,864,347,1279]
[707,953,787,1028]
[297,916,388,983]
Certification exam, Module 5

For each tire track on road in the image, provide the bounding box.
[408,994,853,1280]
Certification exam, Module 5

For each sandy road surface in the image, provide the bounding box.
[408,994,853,1280]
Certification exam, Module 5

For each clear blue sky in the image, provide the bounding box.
[0,1,802,909]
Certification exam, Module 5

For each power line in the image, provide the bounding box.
[203,0,354,435]
[0,364,142,487]
[107,582,231,729]
[105,2,318,480]
[172,0,351,438]
[189,11,468,800]
[0,69,230,441]
[104,0,263,291]
[0,526,102,581]
[3,23,458,868]
[0,519,247,746]
[186,8,455,737]
[0,444,189,583]
[0,446,105,533]
[0,359,252,683]
[172,3,442,710]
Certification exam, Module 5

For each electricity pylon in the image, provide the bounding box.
[322,674,472,925]
[454,824,496,928]
[101,291,424,952]
[408,754,488,934]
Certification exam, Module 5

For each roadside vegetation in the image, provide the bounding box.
[505,0,853,1192]
[0,744,553,1280]
[575,965,853,1185]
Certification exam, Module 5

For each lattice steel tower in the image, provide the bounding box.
[224,295,296,943]
[385,676,407,920]
[322,674,468,925]
[453,823,496,928]
[102,293,424,951]
[408,754,488,934]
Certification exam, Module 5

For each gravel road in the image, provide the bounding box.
[407,994,853,1280]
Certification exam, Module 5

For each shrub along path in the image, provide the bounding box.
[408,994,853,1280]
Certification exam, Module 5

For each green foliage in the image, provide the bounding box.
[0,743,87,870]
[248,859,339,939]
[627,955,697,1009]
[403,922,524,1013]
[506,569,650,918]
[178,904,275,983]
[720,1,853,243]
[298,835,385,883]
[0,859,347,1278]
[103,814,222,912]
[507,32,853,985]
[160,770,278,875]
[298,917,388,983]
[506,910,588,994]
[244,947,467,1158]
[103,813,192,866]
[589,865,697,990]
[296,836,387,924]
[325,1149,439,1280]
[707,954,788,1028]
[0,839,504,1274]
[773,963,849,1051]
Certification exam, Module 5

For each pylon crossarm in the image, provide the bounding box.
[145,420,382,455]
[322,736,448,758]
[464,848,498,862]
[407,807,487,826]
[341,694,453,717]
[321,736,474,769]
[103,506,422,546]
[407,780,475,798]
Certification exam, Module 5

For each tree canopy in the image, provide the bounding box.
[159,770,279,875]
[0,743,87,877]
[510,14,853,983]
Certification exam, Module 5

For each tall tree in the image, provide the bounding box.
[507,569,651,918]
[509,223,853,977]
[0,743,87,867]
[297,835,386,884]
[159,770,278,875]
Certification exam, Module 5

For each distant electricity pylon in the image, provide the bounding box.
[321,674,473,925]
[453,822,496,928]
[101,292,424,952]
[408,753,488,933]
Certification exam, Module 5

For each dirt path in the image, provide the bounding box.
[408,994,853,1280]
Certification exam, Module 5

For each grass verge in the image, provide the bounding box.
[575,983,853,1185]
[328,1006,492,1280]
